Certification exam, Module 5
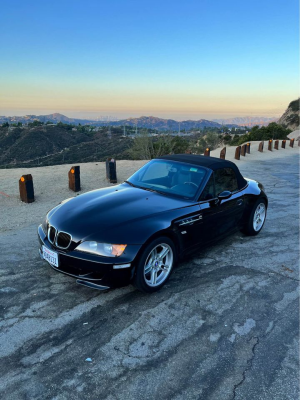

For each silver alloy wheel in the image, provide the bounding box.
[253,202,266,232]
[144,243,173,287]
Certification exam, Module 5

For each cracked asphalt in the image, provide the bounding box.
[0,154,299,400]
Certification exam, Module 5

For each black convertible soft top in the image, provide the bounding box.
[158,154,248,190]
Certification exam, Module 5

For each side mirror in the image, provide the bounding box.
[218,190,232,200]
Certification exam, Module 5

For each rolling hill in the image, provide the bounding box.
[0,125,132,168]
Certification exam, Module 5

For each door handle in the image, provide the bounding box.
[237,199,243,206]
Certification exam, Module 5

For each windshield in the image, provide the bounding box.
[127,159,207,199]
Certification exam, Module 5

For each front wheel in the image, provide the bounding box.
[133,236,176,293]
[242,199,267,236]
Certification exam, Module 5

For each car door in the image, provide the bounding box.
[197,173,222,243]
[173,202,204,252]
[213,167,245,235]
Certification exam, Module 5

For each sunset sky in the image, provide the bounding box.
[0,0,298,120]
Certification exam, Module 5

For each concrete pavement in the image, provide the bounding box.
[0,153,299,400]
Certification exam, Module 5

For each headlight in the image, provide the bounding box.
[75,241,127,257]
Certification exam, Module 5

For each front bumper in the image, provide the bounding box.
[37,225,141,289]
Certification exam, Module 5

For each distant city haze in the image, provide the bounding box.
[0,0,298,119]
[0,109,281,122]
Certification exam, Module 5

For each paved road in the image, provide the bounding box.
[0,155,299,400]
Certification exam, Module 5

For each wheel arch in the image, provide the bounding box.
[130,227,182,278]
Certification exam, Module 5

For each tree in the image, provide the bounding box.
[171,136,189,153]
[28,120,43,127]
[129,133,189,160]
[2,122,9,127]
[191,137,207,154]
[130,132,154,159]
[205,132,220,149]
[223,134,232,144]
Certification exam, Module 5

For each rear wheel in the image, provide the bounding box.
[242,199,267,236]
[133,236,176,293]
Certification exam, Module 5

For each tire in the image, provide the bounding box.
[133,236,176,293]
[242,198,267,236]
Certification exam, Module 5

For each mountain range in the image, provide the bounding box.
[212,116,277,127]
[0,113,277,130]
[0,113,93,125]
[106,116,226,130]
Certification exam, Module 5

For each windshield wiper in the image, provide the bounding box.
[124,180,137,187]
[139,186,168,196]
[125,181,167,196]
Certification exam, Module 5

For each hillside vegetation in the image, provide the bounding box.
[0,125,132,168]
[278,99,299,130]
[227,122,292,146]
[0,121,292,169]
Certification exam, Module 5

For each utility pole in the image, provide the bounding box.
[108,117,112,139]
[135,123,137,135]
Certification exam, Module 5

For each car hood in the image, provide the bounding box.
[48,183,191,242]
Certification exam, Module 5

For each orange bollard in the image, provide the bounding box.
[258,142,264,152]
[235,146,241,160]
[68,166,81,192]
[290,139,295,148]
[204,148,210,157]
[281,140,286,148]
[106,158,117,183]
[19,174,34,203]
[268,139,273,151]
[241,144,247,156]
[220,147,226,159]
[246,143,251,154]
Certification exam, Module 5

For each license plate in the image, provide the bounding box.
[42,245,59,267]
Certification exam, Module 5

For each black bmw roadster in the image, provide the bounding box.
[38,154,268,293]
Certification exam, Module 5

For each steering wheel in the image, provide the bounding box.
[184,182,198,188]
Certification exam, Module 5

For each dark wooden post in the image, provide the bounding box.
[298,139,300,147]
[106,158,117,183]
[274,140,279,150]
[258,141,264,152]
[268,139,272,151]
[19,174,34,203]
[204,148,210,157]
[290,139,294,148]
[68,166,81,192]
[246,143,251,154]
[220,147,226,159]
[281,140,286,148]
[241,144,247,156]
[235,146,241,160]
